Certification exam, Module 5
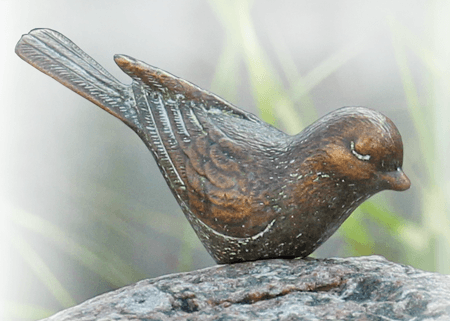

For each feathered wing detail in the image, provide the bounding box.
[114,55,285,237]
[15,29,288,239]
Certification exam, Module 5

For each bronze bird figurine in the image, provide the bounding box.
[16,29,410,264]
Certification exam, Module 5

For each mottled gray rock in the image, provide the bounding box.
[42,256,450,320]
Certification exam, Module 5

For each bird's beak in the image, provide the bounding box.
[379,168,411,191]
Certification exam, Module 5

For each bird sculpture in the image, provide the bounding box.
[16,29,410,264]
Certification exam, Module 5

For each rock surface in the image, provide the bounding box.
[42,256,450,320]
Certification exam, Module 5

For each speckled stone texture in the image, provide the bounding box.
[42,256,450,321]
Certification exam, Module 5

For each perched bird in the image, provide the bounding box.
[16,29,410,264]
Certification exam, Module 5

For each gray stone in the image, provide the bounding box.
[41,256,450,320]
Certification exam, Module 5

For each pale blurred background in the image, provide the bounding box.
[2,0,449,320]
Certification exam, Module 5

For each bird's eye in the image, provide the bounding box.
[350,141,371,161]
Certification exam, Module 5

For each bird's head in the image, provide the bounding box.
[298,107,410,193]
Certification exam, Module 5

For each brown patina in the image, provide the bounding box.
[15,29,410,263]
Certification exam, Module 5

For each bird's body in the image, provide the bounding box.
[16,29,410,263]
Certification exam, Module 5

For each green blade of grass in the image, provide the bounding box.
[267,30,317,126]
[3,301,55,320]
[338,209,375,256]
[7,228,76,308]
[208,1,242,103]
[211,0,303,133]
[388,14,435,178]
[235,1,302,132]
[210,37,241,103]
[389,12,450,273]
[66,178,197,248]
[8,204,145,287]
[292,40,368,104]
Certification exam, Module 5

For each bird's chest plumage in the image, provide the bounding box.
[179,148,371,263]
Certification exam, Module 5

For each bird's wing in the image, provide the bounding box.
[15,28,287,238]
[115,55,287,237]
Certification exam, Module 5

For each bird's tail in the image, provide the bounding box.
[15,28,136,127]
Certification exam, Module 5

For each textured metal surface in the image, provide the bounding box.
[15,29,410,264]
